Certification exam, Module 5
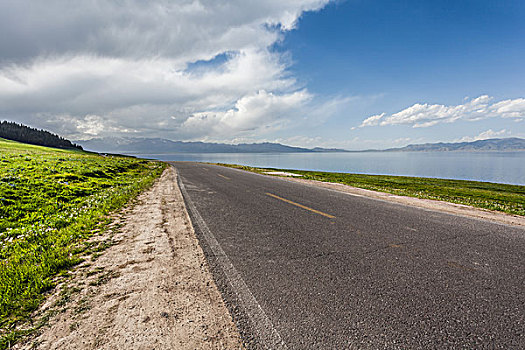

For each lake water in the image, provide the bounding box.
[131,151,525,185]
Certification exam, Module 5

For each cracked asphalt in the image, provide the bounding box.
[172,162,525,349]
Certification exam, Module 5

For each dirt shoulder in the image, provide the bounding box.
[18,166,243,349]
[283,177,525,228]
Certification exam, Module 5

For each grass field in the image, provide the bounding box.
[0,138,166,347]
[217,164,525,216]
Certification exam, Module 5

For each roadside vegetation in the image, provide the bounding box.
[217,164,525,216]
[0,138,165,347]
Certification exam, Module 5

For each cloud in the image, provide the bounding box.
[0,0,329,63]
[454,129,510,142]
[181,89,311,138]
[0,51,292,114]
[359,113,385,127]
[0,0,332,140]
[359,95,525,128]
[47,114,137,140]
[490,98,525,119]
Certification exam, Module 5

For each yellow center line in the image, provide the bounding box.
[217,174,230,180]
[265,192,336,219]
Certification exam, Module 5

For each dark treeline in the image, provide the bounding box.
[0,121,83,150]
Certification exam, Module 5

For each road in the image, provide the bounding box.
[172,162,525,349]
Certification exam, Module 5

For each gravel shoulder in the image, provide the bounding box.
[18,166,243,349]
[284,177,525,227]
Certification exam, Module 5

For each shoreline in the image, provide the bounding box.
[116,151,525,186]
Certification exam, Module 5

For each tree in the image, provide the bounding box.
[0,121,83,150]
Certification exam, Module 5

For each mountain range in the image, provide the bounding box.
[77,137,525,154]
[78,137,347,154]
[2,120,522,154]
[383,137,525,152]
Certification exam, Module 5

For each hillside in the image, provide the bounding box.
[385,138,525,152]
[0,121,82,150]
[78,137,349,154]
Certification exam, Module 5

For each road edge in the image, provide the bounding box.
[176,166,288,350]
[16,166,244,349]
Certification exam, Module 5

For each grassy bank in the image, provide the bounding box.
[217,164,525,216]
[0,138,166,347]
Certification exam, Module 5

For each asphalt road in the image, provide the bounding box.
[172,162,525,349]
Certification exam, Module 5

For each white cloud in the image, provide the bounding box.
[359,113,385,127]
[181,89,311,138]
[47,114,137,140]
[259,135,416,150]
[274,135,324,148]
[490,98,525,119]
[359,95,525,128]
[454,129,510,142]
[0,51,292,114]
[0,0,329,63]
[328,136,416,150]
[0,0,333,140]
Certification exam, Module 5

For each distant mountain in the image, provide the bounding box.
[385,138,525,152]
[77,136,525,154]
[0,121,83,150]
[311,147,349,153]
[78,137,349,154]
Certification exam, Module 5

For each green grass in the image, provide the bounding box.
[0,138,166,347]
[216,163,525,216]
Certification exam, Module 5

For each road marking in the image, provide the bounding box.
[389,244,403,249]
[202,168,209,171]
[178,174,287,349]
[217,174,230,180]
[265,192,336,219]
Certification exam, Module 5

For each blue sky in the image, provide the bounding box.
[0,0,523,149]
[285,0,525,99]
[273,0,525,148]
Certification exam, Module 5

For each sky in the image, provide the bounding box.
[0,0,524,150]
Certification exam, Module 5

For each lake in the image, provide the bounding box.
[130,151,525,185]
